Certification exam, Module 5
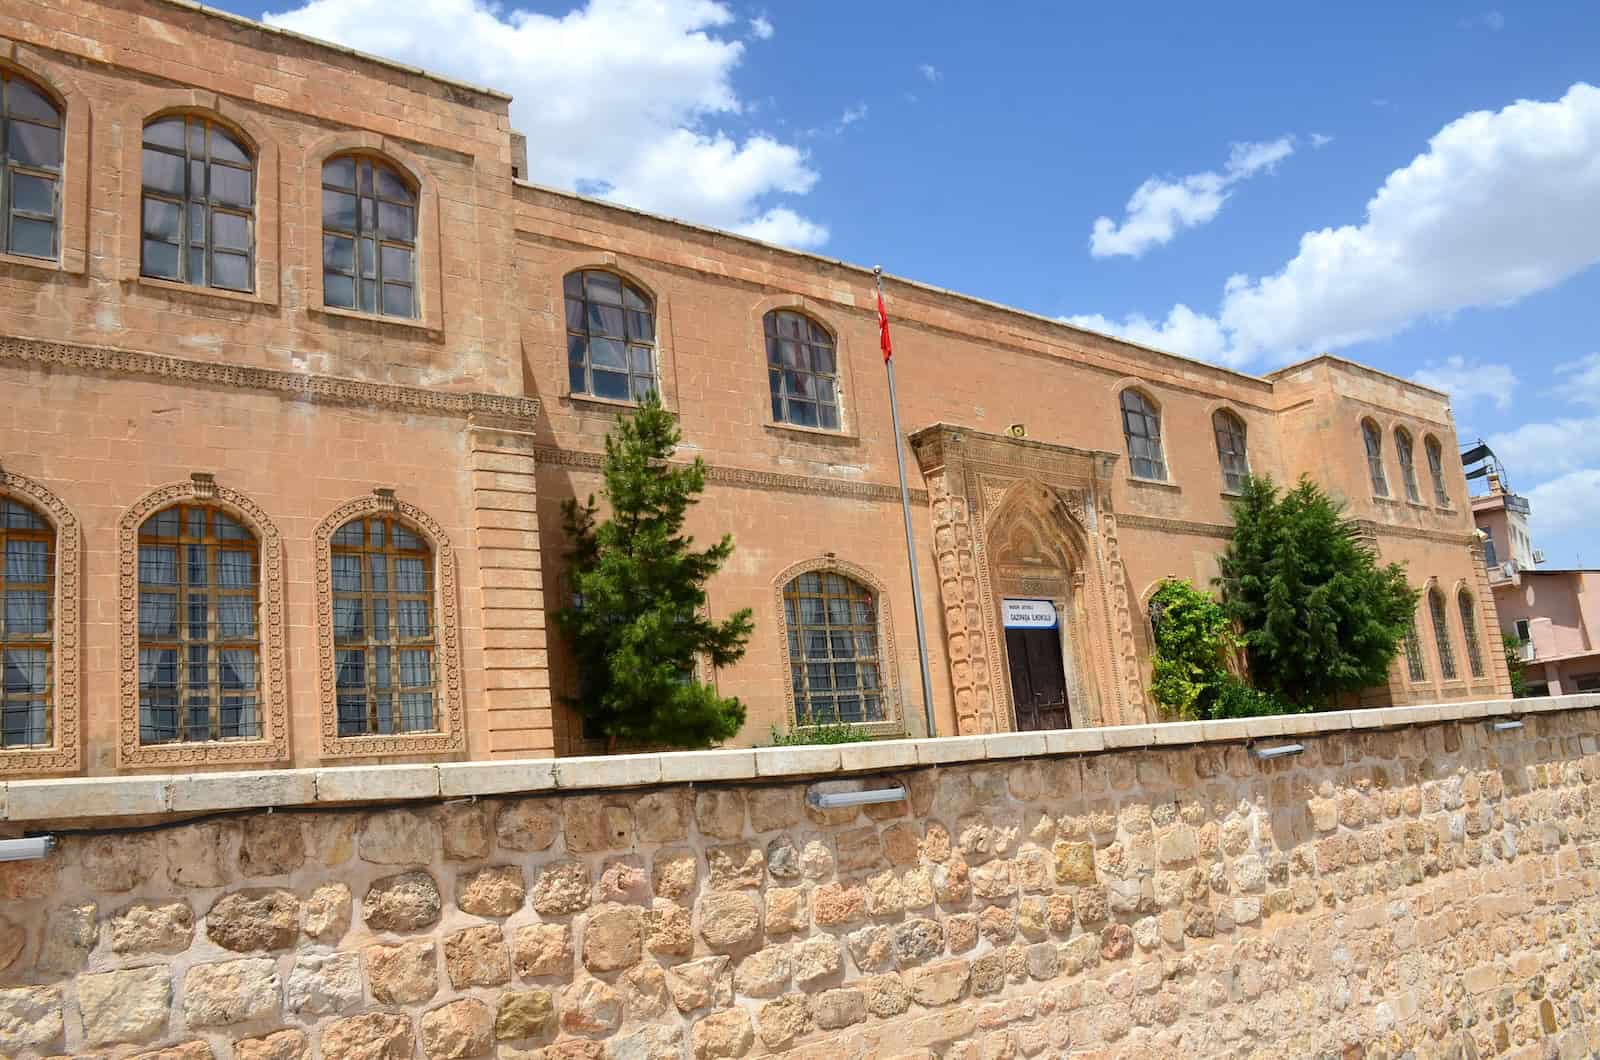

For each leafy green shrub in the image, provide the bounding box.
[767,720,876,746]
[1503,634,1529,697]
[1148,578,1235,720]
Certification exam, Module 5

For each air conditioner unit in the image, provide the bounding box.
[1502,562,1517,579]
[1532,549,1546,564]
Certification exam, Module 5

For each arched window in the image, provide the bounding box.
[137,505,260,743]
[1402,615,1427,684]
[2,498,52,747]
[141,115,254,291]
[1362,420,1388,497]
[783,571,883,724]
[1,70,62,260]
[1212,409,1249,493]
[1428,588,1457,681]
[565,270,656,401]
[331,515,437,735]
[765,310,840,430]
[322,155,416,318]
[1395,428,1420,503]
[1458,589,1485,678]
[1425,436,1449,506]
[1121,389,1166,481]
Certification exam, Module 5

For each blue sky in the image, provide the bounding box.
[221,0,1600,564]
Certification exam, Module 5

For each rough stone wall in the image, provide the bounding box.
[3,709,1599,1059]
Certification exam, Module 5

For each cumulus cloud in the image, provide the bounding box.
[1411,356,1517,412]
[1062,305,1228,363]
[264,0,828,248]
[1525,469,1600,534]
[1310,132,1334,148]
[1554,353,1600,406]
[1459,10,1505,31]
[1089,137,1295,259]
[1072,83,1600,367]
[748,14,773,39]
[918,63,941,82]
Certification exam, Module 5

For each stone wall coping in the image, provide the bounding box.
[3,693,1593,826]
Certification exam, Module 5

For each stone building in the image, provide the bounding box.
[0,0,1509,778]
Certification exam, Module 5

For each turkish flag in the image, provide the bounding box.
[877,289,893,363]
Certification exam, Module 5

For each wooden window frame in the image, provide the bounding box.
[1,497,53,748]
[1,70,62,262]
[1212,409,1249,493]
[330,513,439,737]
[1425,436,1450,506]
[134,503,262,744]
[1362,420,1389,498]
[772,558,902,736]
[139,114,255,292]
[564,269,657,402]
[1458,589,1486,679]
[1121,389,1166,481]
[321,153,417,319]
[316,492,464,758]
[1403,616,1427,684]
[1395,427,1421,503]
[765,309,843,431]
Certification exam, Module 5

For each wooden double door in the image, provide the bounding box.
[1004,625,1070,731]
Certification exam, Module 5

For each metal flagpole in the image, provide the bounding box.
[876,266,938,738]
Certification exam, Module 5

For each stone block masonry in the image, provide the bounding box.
[1,696,1599,1058]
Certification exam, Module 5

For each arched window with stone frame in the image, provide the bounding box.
[321,153,418,318]
[1120,388,1166,481]
[776,562,899,731]
[1,496,53,747]
[1428,586,1458,681]
[140,113,254,291]
[564,269,657,402]
[1457,587,1486,679]
[764,309,842,431]
[1,68,63,260]
[1361,419,1389,497]
[1212,408,1249,493]
[1395,427,1421,503]
[1425,435,1450,506]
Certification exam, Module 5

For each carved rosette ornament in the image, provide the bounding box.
[116,478,290,768]
[314,491,466,758]
[0,468,81,774]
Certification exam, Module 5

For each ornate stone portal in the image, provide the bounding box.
[911,424,1149,735]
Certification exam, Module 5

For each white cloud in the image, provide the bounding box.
[748,14,772,39]
[1310,132,1334,148]
[1062,305,1228,363]
[1488,417,1600,479]
[918,63,941,82]
[1088,136,1295,259]
[1459,10,1505,31]
[1072,83,1600,368]
[1554,353,1600,406]
[1526,469,1600,534]
[264,0,828,248]
[1411,356,1517,412]
[839,103,868,128]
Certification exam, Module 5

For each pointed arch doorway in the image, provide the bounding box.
[990,498,1086,731]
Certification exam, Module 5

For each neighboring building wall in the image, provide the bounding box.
[0,696,1596,1059]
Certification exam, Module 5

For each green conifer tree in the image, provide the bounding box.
[553,393,753,750]
[1217,475,1420,708]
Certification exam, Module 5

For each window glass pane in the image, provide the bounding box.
[5,539,47,581]
[588,304,625,337]
[818,403,840,430]
[381,284,413,318]
[322,189,357,231]
[629,346,653,375]
[209,127,250,166]
[8,120,61,168]
[142,150,185,195]
[380,245,413,284]
[360,279,377,313]
[324,272,355,308]
[377,201,414,240]
[212,252,249,291]
[210,164,252,208]
[375,164,412,201]
[323,156,356,190]
[11,172,54,216]
[811,345,835,374]
[631,375,655,401]
[323,235,354,272]
[592,370,629,400]
[585,271,622,304]
[626,310,653,341]
[9,218,53,259]
[590,337,626,370]
[211,211,250,252]
[7,79,59,123]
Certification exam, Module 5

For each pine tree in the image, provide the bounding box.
[553,393,753,750]
[1217,475,1420,708]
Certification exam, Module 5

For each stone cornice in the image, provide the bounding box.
[1,693,1586,826]
[1115,514,1478,548]
[0,336,540,423]
[531,445,929,505]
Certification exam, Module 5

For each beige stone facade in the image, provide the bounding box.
[0,0,1509,778]
[0,695,1597,1058]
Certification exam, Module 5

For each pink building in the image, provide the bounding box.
[1471,457,1600,694]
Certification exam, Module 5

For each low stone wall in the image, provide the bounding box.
[1,695,1599,1059]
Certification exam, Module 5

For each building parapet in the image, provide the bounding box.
[4,693,1592,828]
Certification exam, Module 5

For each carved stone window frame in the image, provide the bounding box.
[316,490,465,758]
[772,557,903,737]
[0,467,80,775]
[117,475,288,768]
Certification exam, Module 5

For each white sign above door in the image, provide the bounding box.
[1001,598,1057,629]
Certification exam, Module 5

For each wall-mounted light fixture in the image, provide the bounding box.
[807,785,906,810]
[1250,743,1304,761]
[1489,718,1524,732]
[0,835,54,862]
